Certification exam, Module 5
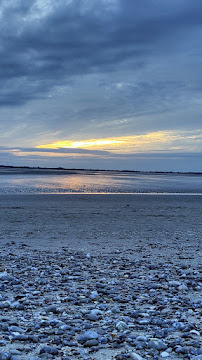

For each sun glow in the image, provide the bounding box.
[35,130,202,154]
[36,131,175,153]
[37,138,124,149]
[4,130,201,161]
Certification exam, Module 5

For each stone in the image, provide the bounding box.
[130,352,144,360]
[160,351,170,358]
[39,346,59,355]
[12,334,28,341]
[0,272,12,281]
[116,321,128,331]
[84,339,99,347]
[0,241,201,360]
[78,330,99,343]
[136,336,147,342]
[147,340,167,351]
[190,330,200,336]
[45,305,57,313]
[0,353,11,360]
[86,309,102,321]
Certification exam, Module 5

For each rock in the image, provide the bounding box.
[175,346,187,354]
[86,309,102,321]
[130,352,144,360]
[160,351,170,358]
[84,339,99,347]
[89,291,99,300]
[12,334,28,341]
[178,284,188,291]
[116,321,128,331]
[0,244,201,360]
[111,306,120,314]
[0,353,11,360]
[45,305,57,313]
[136,336,147,342]
[100,336,107,344]
[78,330,99,343]
[9,325,25,333]
[0,302,10,309]
[0,272,12,281]
[9,352,21,356]
[39,346,59,355]
[169,281,181,287]
[190,330,200,336]
[147,340,167,351]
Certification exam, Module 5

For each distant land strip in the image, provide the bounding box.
[0,165,201,175]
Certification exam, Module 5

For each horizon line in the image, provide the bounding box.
[0,164,202,175]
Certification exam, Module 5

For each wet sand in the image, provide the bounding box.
[0,194,201,265]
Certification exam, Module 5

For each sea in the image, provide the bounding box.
[0,170,202,194]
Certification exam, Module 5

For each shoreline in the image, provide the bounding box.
[1,192,202,194]
[0,166,202,175]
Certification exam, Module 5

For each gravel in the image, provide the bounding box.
[0,242,201,359]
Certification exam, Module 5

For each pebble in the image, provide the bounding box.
[78,331,99,343]
[39,346,59,355]
[136,336,147,342]
[83,339,99,347]
[147,340,167,351]
[0,245,201,360]
[86,309,102,321]
[0,354,11,360]
[130,352,144,360]
[190,330,200,336]
[116,321,128,331]
[160,351,170,358]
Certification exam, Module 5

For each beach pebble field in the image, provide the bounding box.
[0,194,201,359]
[0,242,201,360]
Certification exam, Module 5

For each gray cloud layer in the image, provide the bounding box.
[1,0,202,104]
[0,146,110,155]
[0,0,202,162]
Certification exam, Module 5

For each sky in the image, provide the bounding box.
[0,0,202,171]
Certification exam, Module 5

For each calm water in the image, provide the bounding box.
[0,171,202,194]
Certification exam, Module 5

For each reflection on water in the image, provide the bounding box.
[0,171,202,194]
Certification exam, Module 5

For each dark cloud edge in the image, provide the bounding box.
[0,146,110,155]
[0,147,201,159]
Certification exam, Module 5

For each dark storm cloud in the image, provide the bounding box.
[1,0,202,106]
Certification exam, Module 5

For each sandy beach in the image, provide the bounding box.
[0,194,201,359]
[0,194,201,264]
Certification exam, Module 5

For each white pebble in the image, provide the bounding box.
[160,351,170,358]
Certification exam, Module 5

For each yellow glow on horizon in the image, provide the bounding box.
[7,130,202,159]
[36,131,174,153]
[35,130,202,153]
[37,138,124,149]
